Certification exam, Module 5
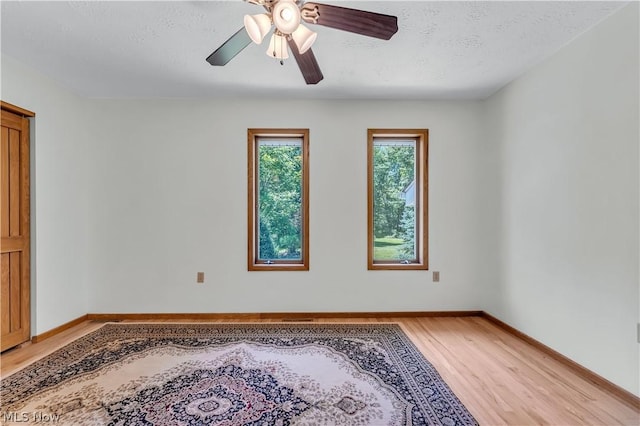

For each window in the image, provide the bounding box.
[248,129,309,271]
[368,129,428,270]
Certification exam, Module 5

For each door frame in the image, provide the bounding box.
[1,100,34,351]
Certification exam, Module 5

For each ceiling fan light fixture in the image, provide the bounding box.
[244,13,272,44]
[272,0,301,34]
[266,33,289,59]
[291,24,317,54]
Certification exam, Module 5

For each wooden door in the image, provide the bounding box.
[0,102,33,352]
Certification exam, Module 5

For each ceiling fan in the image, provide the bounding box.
[206,0,398,85]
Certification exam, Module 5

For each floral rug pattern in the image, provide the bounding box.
[1,323,477,425]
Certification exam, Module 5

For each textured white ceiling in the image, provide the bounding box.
[0,1,626,100]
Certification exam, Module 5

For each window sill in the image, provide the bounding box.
[249,264,309,272]
[368,263,428,271]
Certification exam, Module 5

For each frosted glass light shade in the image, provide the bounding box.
[272,0,301,34]
[266,33,289,59]
[244,13,272,44]
[291,24,317,54]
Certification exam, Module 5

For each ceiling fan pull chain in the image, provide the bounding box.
[280,36,285,65]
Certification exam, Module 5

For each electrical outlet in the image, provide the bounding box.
[197,272,205,283]
[432,271,440,282]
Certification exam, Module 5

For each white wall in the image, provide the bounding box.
[1,54,493,327]
[484,3,639,396]
[84,98,491,313]
[1,55,91,334]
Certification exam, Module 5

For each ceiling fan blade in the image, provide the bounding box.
[302,2,398,40]
[288,39,324,85]
[206,27,252,66]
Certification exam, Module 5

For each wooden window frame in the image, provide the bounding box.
[367,129,429,270]
[248,128,309,271]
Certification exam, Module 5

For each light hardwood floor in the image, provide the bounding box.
[1,316,638,425]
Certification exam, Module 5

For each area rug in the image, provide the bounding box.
[1,323,477,425]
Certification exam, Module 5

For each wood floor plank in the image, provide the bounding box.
[1,316,638,425]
